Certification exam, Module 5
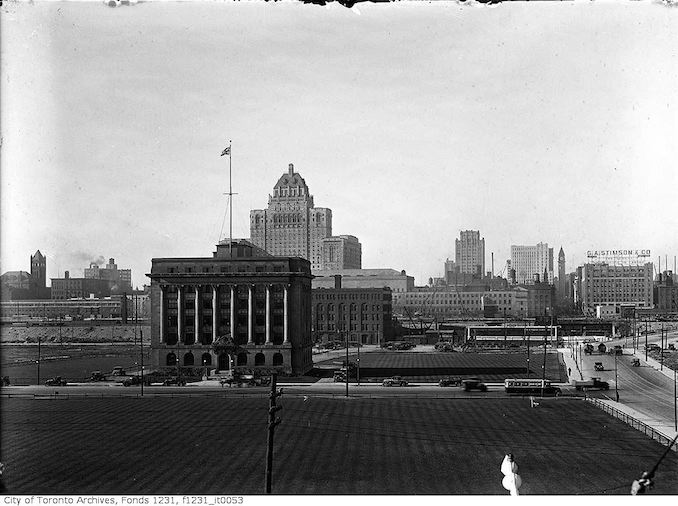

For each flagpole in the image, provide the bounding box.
[229,139,233,258]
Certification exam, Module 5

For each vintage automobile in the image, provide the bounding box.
[45,376,67,386]
[162,376,187,386]
[631,358,641,367]
[573,377,609,391]
[90,371,107,381]
[438,377,463,387]
[122,376,142,387]
[462,377,487,392]
[594,362,605,371]
[382,376,408,387]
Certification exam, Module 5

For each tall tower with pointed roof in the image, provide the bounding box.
[250,163,332,270]
[558,246,567,297]
[30,250,46,291]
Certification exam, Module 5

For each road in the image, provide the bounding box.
[575,344,677,430]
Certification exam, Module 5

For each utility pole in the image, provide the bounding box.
[614,351,619,402]
[503,308,507,350]
[357,340,361,386]
[36,334,41,385]
[674,368,676,432]
[660,324,664,371]
[140,329,144,396]
[645,319,648,362]
[265,374,282,494]
[541,320,548,398]
[345,329,349,398]
[526,326,530,376]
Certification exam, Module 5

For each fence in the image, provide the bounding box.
[586,397,677,452]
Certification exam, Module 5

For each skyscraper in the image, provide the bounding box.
[454,230,485,276]
[250,163,332,270]
[510,242,554,284]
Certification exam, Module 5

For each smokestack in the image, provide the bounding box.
[334,275,342,289]
[288,163,294,175]
[491,252,494,279]
[65,271,69,279]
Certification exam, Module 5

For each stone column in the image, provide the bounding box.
[265,284,272,344]
[283,284,289,344]
[194,286,200,345]
[159,285,165,344]
[177,285,183,344]
[230,285,236,338]
[248,285,254,344]
[212,285,218,343]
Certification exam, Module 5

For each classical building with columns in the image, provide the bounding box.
[147,239,313,376]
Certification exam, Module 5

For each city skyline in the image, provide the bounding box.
[2,1,676,289]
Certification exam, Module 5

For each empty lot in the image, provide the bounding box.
[1,395,676,495]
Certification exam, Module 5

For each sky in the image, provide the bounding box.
[1,0,677,289]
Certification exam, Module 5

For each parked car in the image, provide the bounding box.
[462,377,487,392]
[333,371,347,382]
[122,376,142,387]
[111,366,126,376]
[162,376,187,386]
[90,371,107,381]
[382,376,408,387]
[631,358,640,367]
[45,376,67,386]
[594,362,604,371]
[439,377,462,387]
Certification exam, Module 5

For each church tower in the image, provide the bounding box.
[30,250,47,293]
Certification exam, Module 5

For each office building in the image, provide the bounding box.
[250,163,332,270]
[510,242,554,284]
[578,262,653,312]
[321,235,362,270]
[147,239,313,376]
[454,230,485,276]
[84,257,132,291]
[50,272,114,300]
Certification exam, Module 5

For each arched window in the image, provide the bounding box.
[237,352,248,366]
[255,353,265,366]
[183,352,194,366]
[166,353,177,366]
[272,353,283,366]
[201,353,212,366]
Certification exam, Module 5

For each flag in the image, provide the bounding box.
[220,146,231,156]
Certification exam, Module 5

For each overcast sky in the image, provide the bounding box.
[1,0,676,289]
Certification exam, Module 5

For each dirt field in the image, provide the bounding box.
[1,396,676,495]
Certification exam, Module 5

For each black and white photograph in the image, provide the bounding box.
[1,0,677,498]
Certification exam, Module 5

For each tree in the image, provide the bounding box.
[211,334,246,373]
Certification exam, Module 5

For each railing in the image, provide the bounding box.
[586,397,677,452]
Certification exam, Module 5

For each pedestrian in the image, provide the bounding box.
[568,367,571,377]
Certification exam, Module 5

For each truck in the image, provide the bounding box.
[573,377,609,391]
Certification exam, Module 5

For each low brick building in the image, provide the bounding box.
[312,275,393,346]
